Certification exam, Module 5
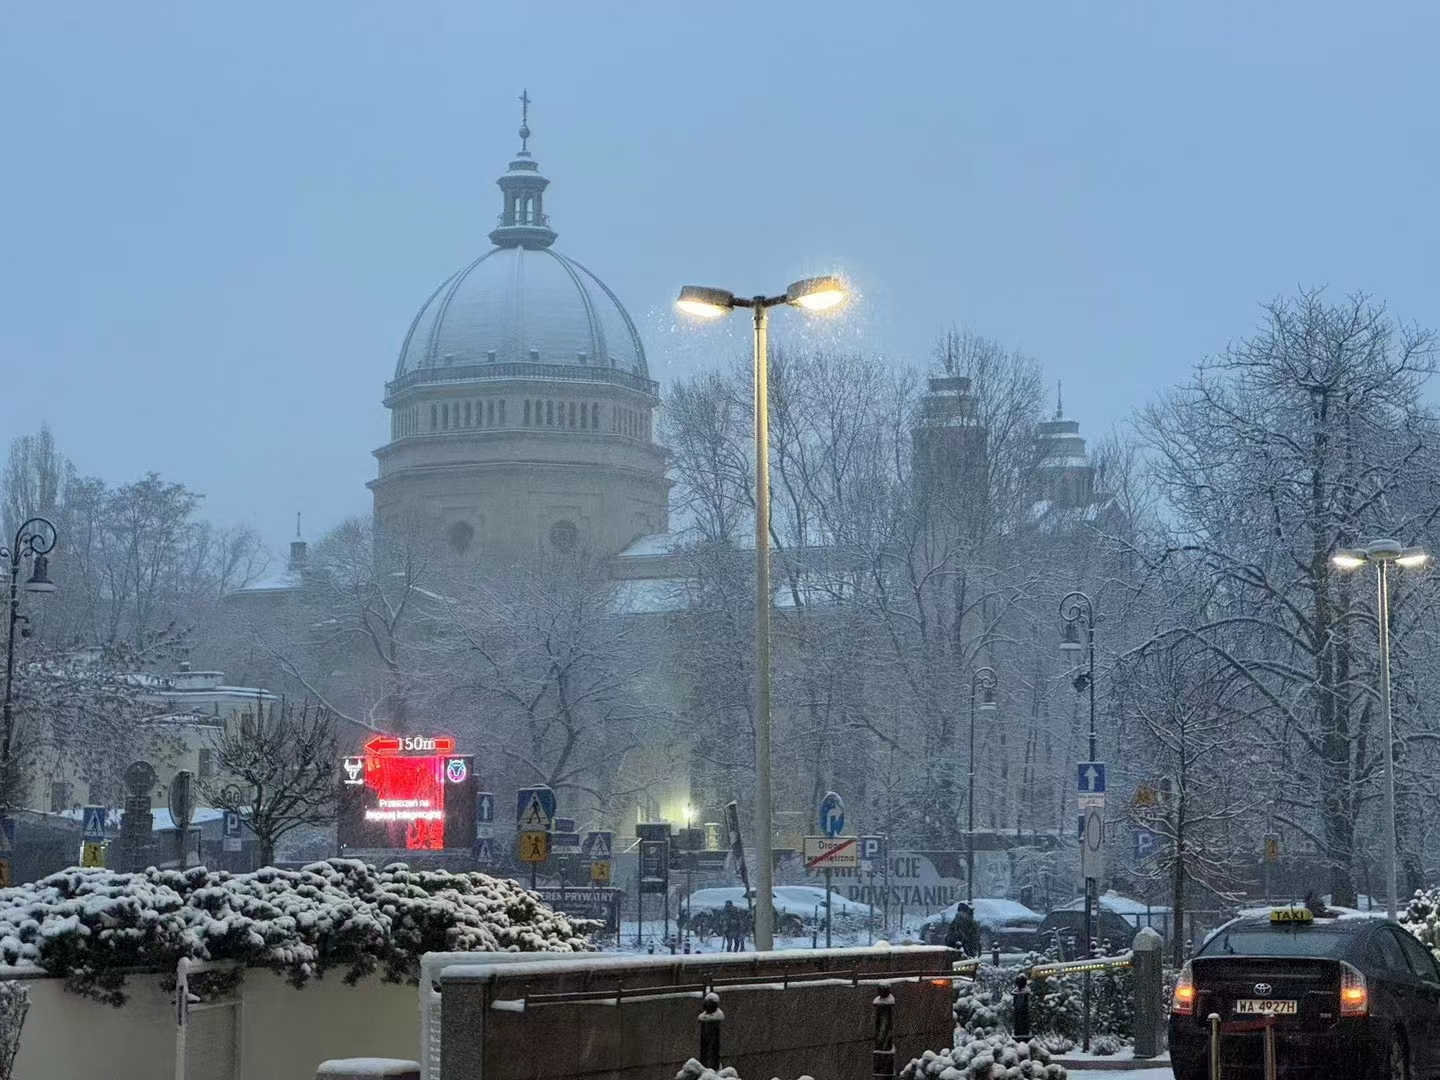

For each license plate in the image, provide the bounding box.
[1235,999,1298,1014]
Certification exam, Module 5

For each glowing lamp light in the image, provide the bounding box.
[785,275,847,312]
[675,285,735,319]
[1396,548,1429,568]
[1331,550,1367,570]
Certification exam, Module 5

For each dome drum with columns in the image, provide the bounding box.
[370,99,669,564]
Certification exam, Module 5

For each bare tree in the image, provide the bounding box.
[202,699,337,865]
[1138,289,1440,904]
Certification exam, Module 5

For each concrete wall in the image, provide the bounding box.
[440,947,957,1080]
[9,967,416,1080]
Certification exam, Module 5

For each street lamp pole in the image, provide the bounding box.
[967,667,997,903]
[2,517,59,812]
[676,276,847,951]
[1059,590,1097,1051]
[1333,540,1428,921]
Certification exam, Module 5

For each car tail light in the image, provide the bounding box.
[1172,962,1196,1016]
[1340,962,1368,1017]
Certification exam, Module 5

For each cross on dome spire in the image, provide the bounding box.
[489,90,557,249]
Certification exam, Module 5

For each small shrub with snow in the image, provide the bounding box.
[954,978,1006,1036]
[0,859,595,1005]
[1087,1033,1126,1057]
[1401,888,1440,960]
[904,1034,1067,1080]
[1032,1032,1074,1056]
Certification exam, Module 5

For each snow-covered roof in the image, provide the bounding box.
[229,568,302,595]
[1057,890,1169,916]
[917,898,1041,930]
[617,533,680,558]
[151,807,227,831]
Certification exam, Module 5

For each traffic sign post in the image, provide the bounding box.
[0,816,14,883]
[476,791,494,841]
[80,842,105,868]
[819,791,845,837]
[805,832,857,949]
[81,806,106,843]
[473,836,497,865]
[515,786,555,889]
[1134,828,1158,860]
[223,810,243,853]
[1077,761,1107,1057]
[583,830,613,886]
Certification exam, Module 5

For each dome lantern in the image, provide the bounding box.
[489,89,558,250]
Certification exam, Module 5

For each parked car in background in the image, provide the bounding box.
[1034,908,1139,959]
[917,899,1043,951]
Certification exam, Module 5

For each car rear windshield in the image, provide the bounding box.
[1202,927,1352,958]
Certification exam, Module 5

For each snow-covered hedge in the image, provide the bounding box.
[903,1035,1067,1080]
[0,859,596,1005]
[1401,888,1440,959]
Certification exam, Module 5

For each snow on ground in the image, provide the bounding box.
[1075,1071,1171,1080]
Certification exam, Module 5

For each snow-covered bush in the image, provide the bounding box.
[903,1034,1067,1080]
[1088,1033,1126,1056]
[1401,887,1440,959]
[0,859,596,1004]
[1026,964,1132,1041]
[1032,1032,1074,1056]
[954,978,1006,1036]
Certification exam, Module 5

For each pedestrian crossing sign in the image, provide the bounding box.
[518,830,550,863]
[80,841,105,868]
[590,859,611,884]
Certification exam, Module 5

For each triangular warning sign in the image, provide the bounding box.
[591,836,610,859]
[518,793,552,830]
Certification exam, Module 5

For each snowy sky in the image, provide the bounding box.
[3,2,1439,556]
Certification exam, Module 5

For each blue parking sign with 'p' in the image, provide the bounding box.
[859,836,886,863]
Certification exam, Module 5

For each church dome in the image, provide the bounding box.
[396,246,647,379]
[393,99,646,381]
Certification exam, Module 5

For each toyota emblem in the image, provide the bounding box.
[1254,983,1273,997]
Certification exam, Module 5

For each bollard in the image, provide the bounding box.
[872,983,896,1080]
[698,991,723,1070]
[1131,926,1164,1058]
[991,941,1001,967]
[1208,1013,1221,1080]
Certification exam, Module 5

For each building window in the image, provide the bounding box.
[448,520,475,555]
[430,404,437,431]
[580,404,588,430]
[499,399,506,424]
[592,402,600,430]
[464,401,472,426]
[568,401,576,428]
[546,400,554,426]
[198,748,215,779]
[487,400,495,426]
[442,403,449,429]
[524,400,532,426]
[549,520,579,553]
[50,781,73,813]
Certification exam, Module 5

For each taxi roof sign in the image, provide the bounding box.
[1270,906,1314,923]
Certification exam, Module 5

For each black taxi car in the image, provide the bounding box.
[1170,906,1440,1080]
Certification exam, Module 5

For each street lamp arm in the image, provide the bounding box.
[1059,590,1094,627]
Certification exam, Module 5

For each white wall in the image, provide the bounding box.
[9,967,417,1080]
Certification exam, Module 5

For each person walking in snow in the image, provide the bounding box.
[945,902,981,957]
[722,900,744,952]
[1011,974,1032,1039]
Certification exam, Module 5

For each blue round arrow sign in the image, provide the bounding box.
[819,791,845,838]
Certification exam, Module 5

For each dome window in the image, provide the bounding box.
[530,349,541,362]
[549,520,578,553]
[447,520,475,555]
